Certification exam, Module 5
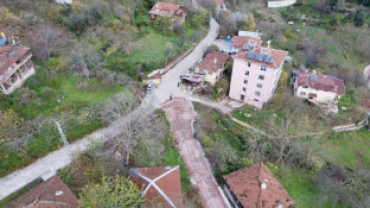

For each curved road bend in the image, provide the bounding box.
[0,18,221,204]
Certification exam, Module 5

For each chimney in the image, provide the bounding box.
[334,85,338,91]
[213,57,217,64]
[267,40,271,49]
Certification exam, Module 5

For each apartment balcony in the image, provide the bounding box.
[0,60,35,94]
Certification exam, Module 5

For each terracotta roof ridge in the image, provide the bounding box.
[34,176,53,204]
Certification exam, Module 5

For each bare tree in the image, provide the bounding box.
[112,29,137,55]
[101,93,166,166]
[32,24,69,60]
[67,42,106,78]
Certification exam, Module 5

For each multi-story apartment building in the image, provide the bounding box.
[229,41,288,109]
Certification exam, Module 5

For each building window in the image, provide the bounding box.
[261,65,267,71]
[242,87,246,92]
[254,99,259,102]
[244,79,248,84]
[240,95,245,101]
[245,71,249,76]
[255,91,261,96]
[248,62,251,67]
[257,83,262,88]
[300,92,306,96]
[258,75,265,80]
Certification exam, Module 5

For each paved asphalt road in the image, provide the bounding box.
[149,18,219,107]
[0,18,220,202]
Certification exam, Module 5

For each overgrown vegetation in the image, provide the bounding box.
[0,0,210,178]
[58,109,201,207]
[194,102,370,207]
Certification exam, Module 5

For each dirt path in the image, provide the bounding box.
[161,97,228,208]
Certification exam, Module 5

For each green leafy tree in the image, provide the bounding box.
[190,11,209,29]
[79,175,144,208]
[153,16,171,32]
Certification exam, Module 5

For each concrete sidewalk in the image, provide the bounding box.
[161,97,228,208]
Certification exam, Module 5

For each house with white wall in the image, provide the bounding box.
[195,51,231,86]
[292,70,345,111]
[149,2,186,27]
[229,41,288,109]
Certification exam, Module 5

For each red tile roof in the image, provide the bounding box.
[5,175,79,208]
[294,70,345,94]
[224,162,295,208]
[232,36,263,48]
[234,46,288,69]
[149,2,182,18]
[128,166,184,208]
[205,51,231,63]
[195,56,224,73]
[0,45,31,76]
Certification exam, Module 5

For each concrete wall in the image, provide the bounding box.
[203,68,222,86]
[295,86,339,104]
[267,0,296,8]
[229,58,277,109]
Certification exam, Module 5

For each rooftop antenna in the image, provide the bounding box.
[53,119,74,159]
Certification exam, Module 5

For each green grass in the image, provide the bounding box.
[164,148,191,193]
[324,128,370,170]
[0,179,42,208]
[17,75,125,119]
[107,26,193,77]
[276,168,344,208]
[338,93,356,109]
[0,64,129,177]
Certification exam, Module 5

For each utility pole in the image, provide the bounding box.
[53,119,74,159]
